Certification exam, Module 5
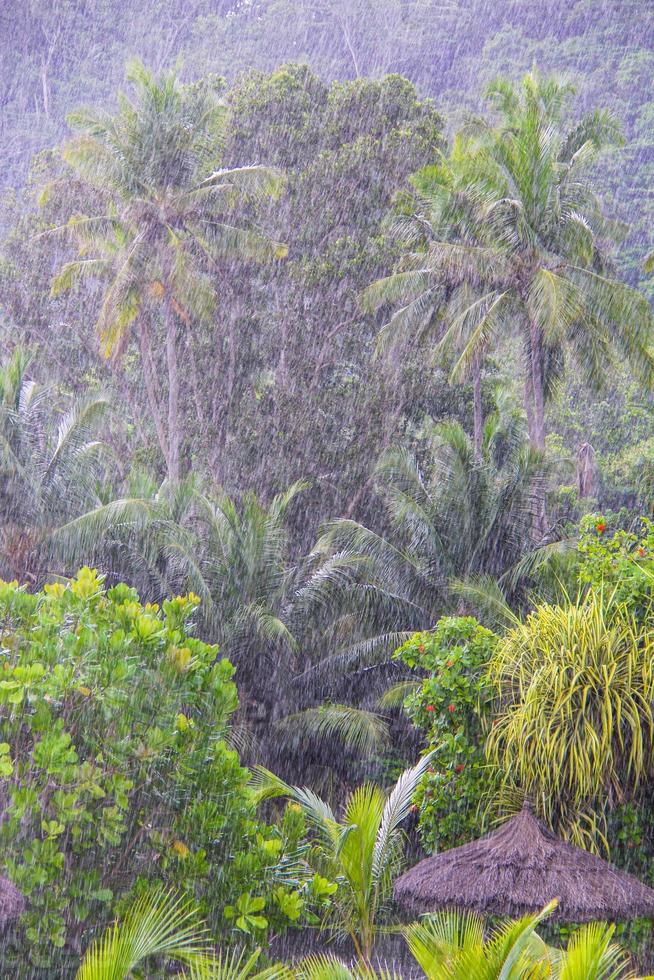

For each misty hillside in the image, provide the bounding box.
[3,1,653,281]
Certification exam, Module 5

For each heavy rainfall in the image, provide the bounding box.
[1,1,654,976]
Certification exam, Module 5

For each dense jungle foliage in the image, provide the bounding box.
[1,1,654,976]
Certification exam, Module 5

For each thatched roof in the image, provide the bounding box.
[394,801,654,922]
[0,875,24,930]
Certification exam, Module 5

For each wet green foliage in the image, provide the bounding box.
[0,571,331,975]
[396,618,498,852]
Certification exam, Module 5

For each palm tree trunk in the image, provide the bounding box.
[525,322,547,537]
[164,295,181,483]
[138,318,169,472]
[472,353,483,462]
[528,319,546,451]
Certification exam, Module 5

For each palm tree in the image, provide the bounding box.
[363,136,498,461]
[51,476,305,710]
[298,393,547,678]
[251,752,434,967]
[405,904,635,980]
[369,74,654,465]
[455,73,653,453]
[76,887,286,980]
[0,347,111,582]
[296,903,640,979]
[48,60,286,482]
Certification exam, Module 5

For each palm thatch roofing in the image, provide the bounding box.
[394,801,654,922]
[0,875,23,930]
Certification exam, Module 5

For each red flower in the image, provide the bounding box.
[426,704,435,712]
[447,704,456,713]
[455,764,465,773]
[638,547,646,558]
[596,521,606,534]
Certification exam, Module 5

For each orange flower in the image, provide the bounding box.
[638,547,646,557]
[596,521,606,534]
[418,644,426,653]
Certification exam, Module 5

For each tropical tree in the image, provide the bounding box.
[50,475,305,710]
[47,59,286,481]
[369,73,654,467]
[486,590,654,849]
[295,902,641,979]
[363,136,497,461]
[299,392,547,679]
[0,346,111,581]
[460,74,653,452]
[251,752,435,966]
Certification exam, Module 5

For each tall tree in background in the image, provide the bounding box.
[364,136,497,461]
[438,73,654,455]
[48,60,286,482]
[370,73,654,478]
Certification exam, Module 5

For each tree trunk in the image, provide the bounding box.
[525,321,547,537]
[472,353,483,462]
[165,296,181,483]
[528,318,546,451]
[138,318,169,472]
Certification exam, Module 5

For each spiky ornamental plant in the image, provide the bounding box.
[486,590,654,851]
[46,60,286,482]
[251,752,435,967]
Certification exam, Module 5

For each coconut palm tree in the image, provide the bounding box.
[363,135,498,461]
[0,346,111,582]
[51,476,305,709]
[368,73,654,467]
[298,392,547,679]
[48,60,286,482]
[447,73,653,454]
[251,752,435,967]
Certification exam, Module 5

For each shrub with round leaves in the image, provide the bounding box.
[0,570,330,977]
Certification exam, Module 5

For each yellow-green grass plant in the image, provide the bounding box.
[486,591,654,848]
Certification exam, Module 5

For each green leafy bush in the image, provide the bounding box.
[0,570,328,976]
[577,513,654,621]
[395,617,499,852]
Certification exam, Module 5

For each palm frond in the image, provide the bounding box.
[276,705,390,755]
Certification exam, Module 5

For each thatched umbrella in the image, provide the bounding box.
[395,801,654,922]
[0,875,24,930]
